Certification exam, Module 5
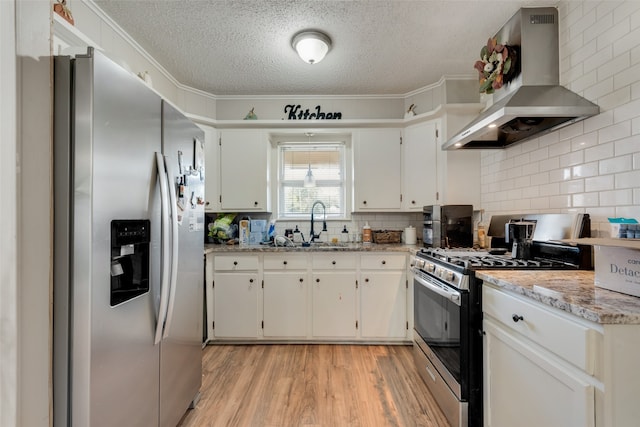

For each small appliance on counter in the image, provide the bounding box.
[423,205,473,248]
[506,220,536,259]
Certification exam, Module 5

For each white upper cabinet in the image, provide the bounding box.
[219,130,270,211]
[353,129,402,211]
[402,121,439,210]
[200,124,219,211]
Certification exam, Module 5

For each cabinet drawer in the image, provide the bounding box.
[483,286,599,374]
[360,254,406,270]
[264,254,308,270]
[214,255,259,271]
[312,254,357,270]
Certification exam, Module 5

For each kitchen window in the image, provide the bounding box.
[278,142,346,219]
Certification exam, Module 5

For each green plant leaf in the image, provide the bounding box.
[503,58,511,75]
[480,46,488,61]
[479,79,493,93]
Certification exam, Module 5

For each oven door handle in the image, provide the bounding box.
[414,273,462,306]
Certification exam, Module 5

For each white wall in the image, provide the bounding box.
[480,0,640,236]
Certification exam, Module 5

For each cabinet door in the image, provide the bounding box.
[201,124,219,211]
[353,129,401,211]
[213,272,259,338]
[263,272,308,338]
[360,270,407,338]
[219,130,269,211]
[402,121,438,210]
[483,318,595,427]
[312,272,357,338]
[204,253,214,342]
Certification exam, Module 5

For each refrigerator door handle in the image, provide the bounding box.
[154,152,171,345]
[163,155,179,338]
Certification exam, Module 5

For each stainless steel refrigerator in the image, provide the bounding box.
[53,48,204,427]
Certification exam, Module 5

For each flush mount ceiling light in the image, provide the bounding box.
[292,30,332,64]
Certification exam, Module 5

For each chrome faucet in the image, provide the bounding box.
[309,201,327,243]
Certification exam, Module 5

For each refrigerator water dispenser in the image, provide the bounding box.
[110,219,151,306]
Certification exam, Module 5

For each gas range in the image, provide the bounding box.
[413,241,592,290]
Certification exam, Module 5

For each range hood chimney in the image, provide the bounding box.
[443,7,599,150]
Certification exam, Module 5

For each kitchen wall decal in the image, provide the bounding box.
[284,104,342,120]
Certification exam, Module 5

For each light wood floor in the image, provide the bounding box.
[177,344,449,427]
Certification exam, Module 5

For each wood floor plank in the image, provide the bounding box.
[178,344,450,427]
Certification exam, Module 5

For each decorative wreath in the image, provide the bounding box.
[474,38,519,94]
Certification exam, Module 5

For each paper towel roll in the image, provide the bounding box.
[404,226,417,245]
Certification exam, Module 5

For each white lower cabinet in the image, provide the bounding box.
[311,253,358,338]
[312,271,357,338]
[263,254,308,338]
[360,254,407,339]
[204,253,214,343]
[483,285,599,427]
[208,251,410,342]
[212,255,260,338]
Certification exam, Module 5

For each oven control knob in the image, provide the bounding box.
[444,271,454,282]
[426,263,435,273]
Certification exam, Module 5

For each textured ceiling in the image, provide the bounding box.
[93,0,556,96]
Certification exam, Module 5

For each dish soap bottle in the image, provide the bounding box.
[341,225,349,243]
[362,222,372,244]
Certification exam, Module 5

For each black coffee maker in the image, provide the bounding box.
[506,221,536,259]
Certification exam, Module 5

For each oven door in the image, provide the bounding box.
[413,269,468,399]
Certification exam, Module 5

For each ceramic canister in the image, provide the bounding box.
[404,226,417,245]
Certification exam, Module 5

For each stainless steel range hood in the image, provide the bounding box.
[443,7,599,150]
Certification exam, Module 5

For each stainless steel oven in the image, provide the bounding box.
[412,255,481,427]
[412,240,592,427]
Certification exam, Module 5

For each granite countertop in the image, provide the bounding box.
[204,242,420,254]
[476,270,640,325]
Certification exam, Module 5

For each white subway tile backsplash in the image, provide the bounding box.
[615,135,640,156]
[584,76,614,100]
[614,63,640,90]
[598,121,632,143]
[531,172,550,186]
[548,138,572,157]
[480,1,639,228]
[559,150,585,167]
[573,161,600,178]
[584,110,614,133]
[538,131,560,148]
[540,183,561,196]
[559,122,585,142]
[584,11,613,44]
[530,146,550,162]
[584,142,614,162]
[573,192,600,207]
[540,156,560,172]
[561,179,585,194]
[570,38,598,68]
[615,206,640,218]
[600,155,632,174]
[549,168,571,183]
[632,5,640,29]
[585,174,615,192]
[600,189,633,205]
[616,170,640,189]
[530,197,550,210]
[613,26,640,58]
[598,51,631,80]
[549,195,572,209]
[598,86,631,110]
[613,97,640,123]
[597,16,629,49]
[571,131,599,151]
